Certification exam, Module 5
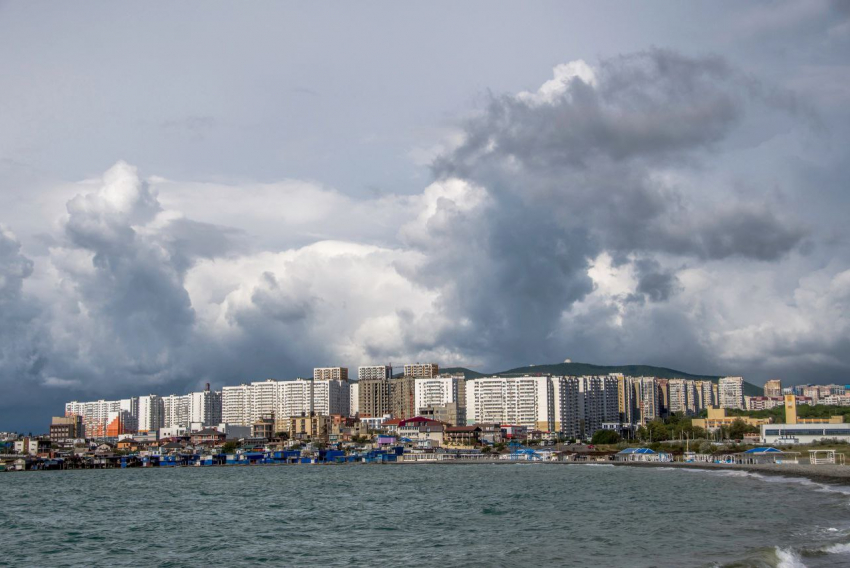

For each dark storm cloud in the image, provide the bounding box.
[414,49,808,369]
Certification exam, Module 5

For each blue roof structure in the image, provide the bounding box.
[618,448,656,455]
[744,447,782,454]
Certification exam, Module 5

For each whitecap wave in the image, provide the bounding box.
[774,546,806,568]
[823,541,850,554]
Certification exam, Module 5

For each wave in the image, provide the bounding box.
[775,546,806,568]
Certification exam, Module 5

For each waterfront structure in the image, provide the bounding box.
[761,423,850,445]
[313,367,349,381]
[764,379,782,398]
[358,365,392,381]
[718,377,745,410]
[403,363,439,378]
[137,395,164,433]
[465,375,553,431]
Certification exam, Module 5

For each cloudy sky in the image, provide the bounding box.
[1,1,849,431]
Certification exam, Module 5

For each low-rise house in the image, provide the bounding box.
[444,425,482,446]
[190,428,226,446]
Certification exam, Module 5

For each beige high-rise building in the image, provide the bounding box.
[358,365,393,381]
[764,379,782,398]
[313,367,349,381]
[358,377,391,418]
[390,376,417,420]
[403,363,439,378]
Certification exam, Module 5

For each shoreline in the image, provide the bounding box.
[8,457,850,487]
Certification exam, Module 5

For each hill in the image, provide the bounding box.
[440,362,762,396]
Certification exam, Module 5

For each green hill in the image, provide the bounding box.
[441,362,762,396]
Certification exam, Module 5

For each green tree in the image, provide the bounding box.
[222,441,238,454]
[591,430,621,445]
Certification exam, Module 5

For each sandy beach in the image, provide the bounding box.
[606,460,850,485]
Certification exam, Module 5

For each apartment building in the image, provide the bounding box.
[403,363,439,378]
[667,379,698,416]
[390,376,417,420]
[764,379,782,398]
[615,374,638,426]
[313,367,349,381]
[695,380,715,410]
[414,374,466,415]
[552,376,581,439]
[137,394,164,433]
[635,378,660,424]
[718,376,745,410]
[162,394,189,428]
[349,382,360,416]
[358,365,393,381]
[222,384,251,426]
[65,398,139,438]
[313,378,350,417]
[575,376,619,438]
[188,387,222,427]
[465,376,553,431]
[358,376,391,418]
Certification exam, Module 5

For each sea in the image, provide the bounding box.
[2,463,850,567]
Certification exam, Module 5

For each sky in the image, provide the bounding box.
[1,1,849,432]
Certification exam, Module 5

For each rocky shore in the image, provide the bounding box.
[607,460,850,485]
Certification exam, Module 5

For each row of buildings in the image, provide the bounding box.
[61,364,751,441]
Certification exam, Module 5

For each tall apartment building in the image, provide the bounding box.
[403,363,439,378]
[313,367,349,381]
[358,365,393,381]
[390,376,417,420]
[358,376,391,418]
[577,376,619,438]
[137,395,164,433]
[695,380,715,410]
[635,378,660,424]
[615,374,638,426]
[414,374,466,422]
[65,398,139,438]
[552,376,581,439]
[718,376,745,410]
[313,378,350,416]
[667,379,698,415]
[162,394,189,428]
[188,387,222,427]
[279,379,314,420]
[465,376,553,431]
[222,384,251,426]
[764,379,782,398]
[349,382,360,416]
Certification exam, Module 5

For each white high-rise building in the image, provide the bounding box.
[137,395,164,433]
[278,379,314,419]
[249,379,280,423]
[222,384,251,426]
[188,388,222,427]
[719,376,745,410]
[349,382,360,416]
[668,379,692,415]
[465,376,553,430]
[313,378,350,416]
[162,394,189,428]
[358,365,393,381]
[414,374,466,420]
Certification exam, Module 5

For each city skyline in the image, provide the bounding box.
[1,2,849,436]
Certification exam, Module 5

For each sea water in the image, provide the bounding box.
[2,464,849,567]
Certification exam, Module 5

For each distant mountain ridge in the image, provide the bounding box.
[439,362,763,397]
